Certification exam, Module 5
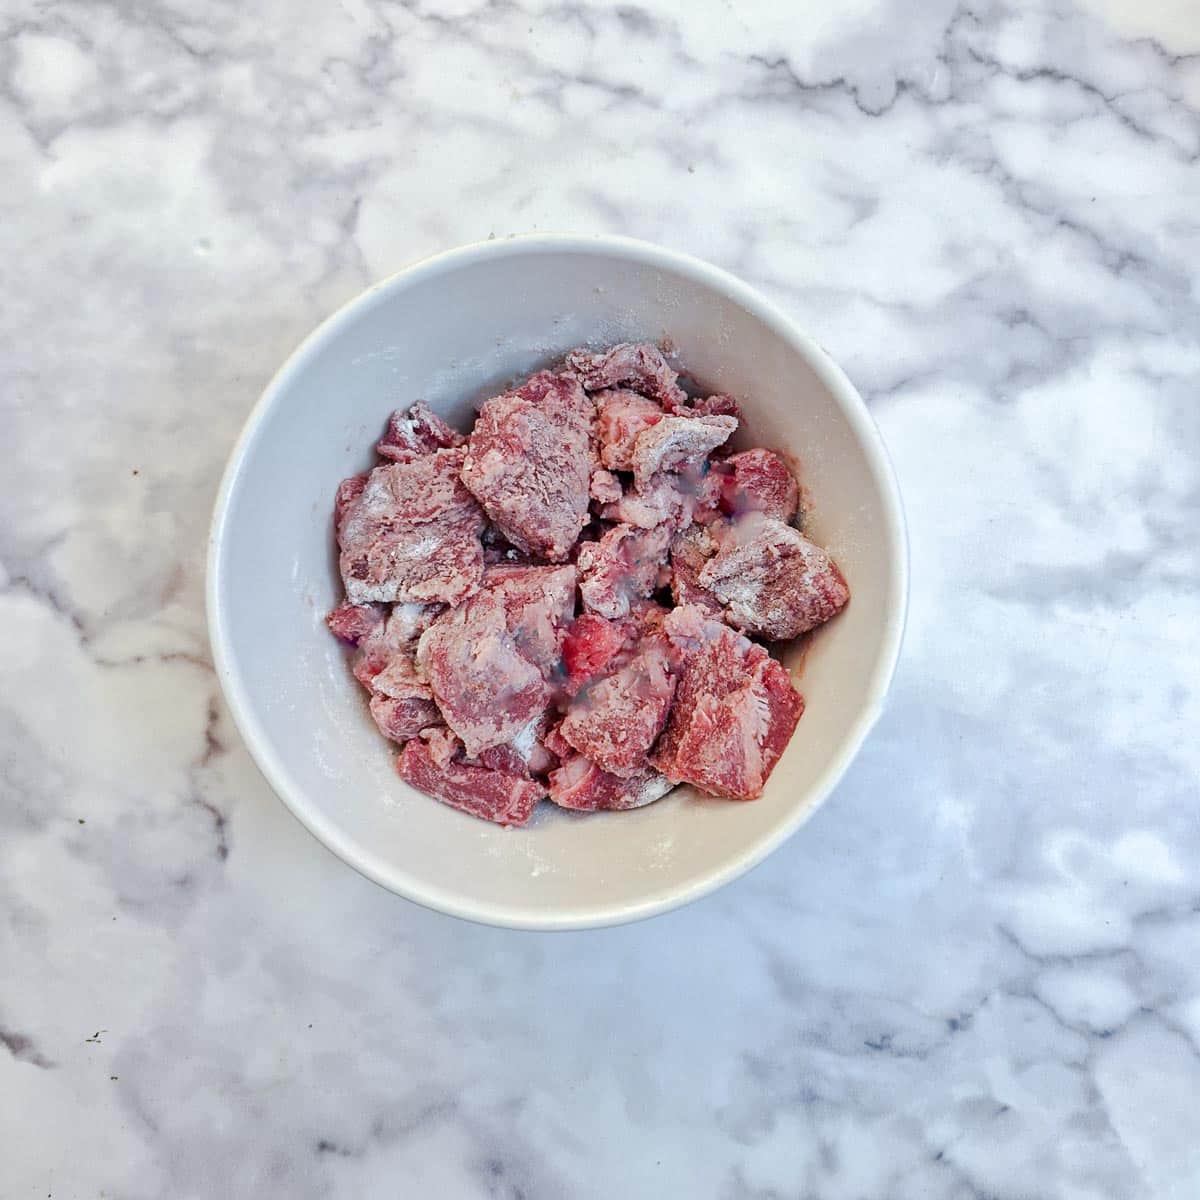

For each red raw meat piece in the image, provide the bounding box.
[417,590,548,756]
[630,414,737,487]
[593,389,665,470]
[562,599,668,694]
[377,400,465,461]
[369,694,441,744]
[668,524,724,615]
[562,613,628,694]
[698,514,849,640]
[354,608,445,744]
[473,713,557,778]
[350,604,446,691]
[415,566,573,755]
[369,648,431,702]
[420,725,461,769]
[590,468,623,505]
[560,641,676,777]
[541,719,575,762]
[461,370,595,561]
[578,523,673,619]
[326,600,386,646]
[334,473,368,527]
[484,563,578,679]
[337,449,485,605]
[566,343,686,407]
[651,607,804,800]
[665,392,743,420]
[600,471,695,531]
[548,755,675,811]
[720,448,799,523]
[396,731,544,826]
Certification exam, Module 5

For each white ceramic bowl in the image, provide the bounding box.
[207,235,907,930]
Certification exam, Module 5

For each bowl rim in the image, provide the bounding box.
[206,232,909,931]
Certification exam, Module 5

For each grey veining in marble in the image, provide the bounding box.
[2,0,1199,1196]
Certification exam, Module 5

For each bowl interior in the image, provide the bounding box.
[210,238,906,928]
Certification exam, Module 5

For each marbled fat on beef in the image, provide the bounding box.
[351,603,442,693]
[461,371,595,561]
[484,563,577,679]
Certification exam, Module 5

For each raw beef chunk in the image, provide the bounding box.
[416,566,575,755]
[369,646,432,703]
[397,729,544,826]
[548,755,674,811]
[352,603,443,693]
[566,342,686,407]
[590,468,624,505]
[377,400,465,461]
[561,613,629,694]
[337,449,485,605]
[484,563,577,679]
[668,524,724,615]
[461,371,595,561]
[560,641,676,777]
[326,600,386,646]
[370,694,441,744]
[473,714,557,778]
[541,719,575,762]
[600,471,695,532]
[594,389,665,470]
[630,414,737,487]
[719,448,799,523]
[578,523,673,619]
[666,392,742,420]
[690,465,727,525]
[417,592,548,756]
[346,604,445,745]
[651,607,804,800]
[698,514,849,640]
[334,472,369,526]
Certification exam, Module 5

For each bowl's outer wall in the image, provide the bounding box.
[209,238,907,928]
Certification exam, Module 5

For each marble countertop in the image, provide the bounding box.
[3,0,1199,1195]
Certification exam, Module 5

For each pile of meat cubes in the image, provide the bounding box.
[327,343,849,826]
